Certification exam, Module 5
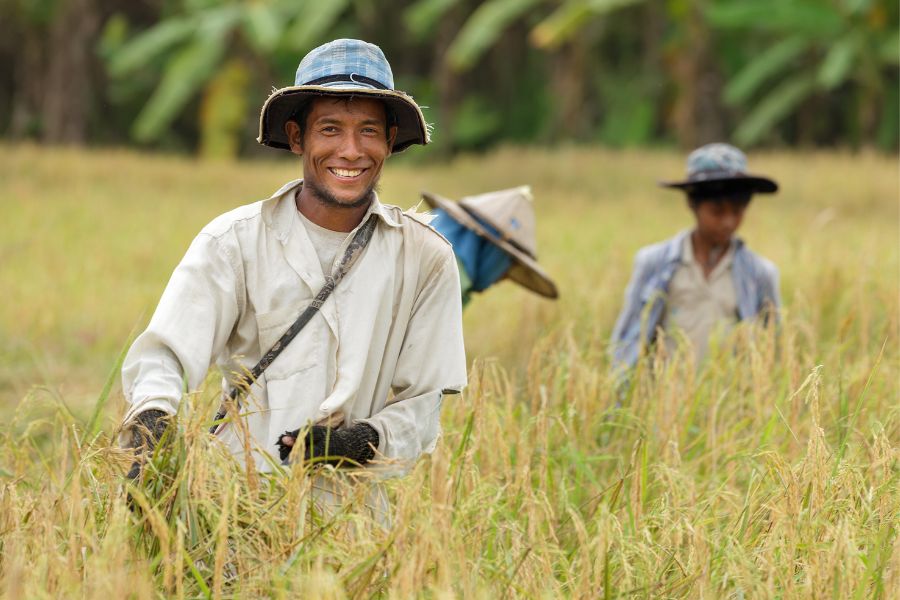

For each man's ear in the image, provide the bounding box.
[285,120,303,156]
[386,125,398,154]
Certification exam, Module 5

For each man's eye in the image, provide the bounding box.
[321,126,338,134]
[362,127,379,135]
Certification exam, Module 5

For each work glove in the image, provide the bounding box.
[125,409,171,481]
[277,422,379,467]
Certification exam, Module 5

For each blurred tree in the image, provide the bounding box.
[663,0,726,148]
[421,0,659,145]
[528,0,727,147]
[3,0,104,144]
[1,0,895,153]
[42,0,103,144]
[199,58,249,159]
[2,0,49,139]
[102,0,369,157]
[708,0,899,148]
[403,0,474,154]
[444,0,543,70]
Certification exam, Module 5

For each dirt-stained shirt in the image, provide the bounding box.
[610,229,780,371]
[121,179,467,473]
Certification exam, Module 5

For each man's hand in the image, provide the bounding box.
[277,422,379,467]
[125,409,171,481]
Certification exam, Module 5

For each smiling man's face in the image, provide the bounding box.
[286,96,397,209]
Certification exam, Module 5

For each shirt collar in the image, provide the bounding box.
[720,239,738,269]
[664,229,691,265]
[680,233,692,265]
[265,179,402,242]
[681,230,739,268]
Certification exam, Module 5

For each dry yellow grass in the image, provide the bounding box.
[0,143,897,597]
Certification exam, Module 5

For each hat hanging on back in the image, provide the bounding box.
[258,39,430,153]
[422,186,559,299]
[660,143,778,196]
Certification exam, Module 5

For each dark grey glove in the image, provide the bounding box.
[277,422,379,467]
[125,409,171,480]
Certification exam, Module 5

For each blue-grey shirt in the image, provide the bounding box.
[610,230,780,370]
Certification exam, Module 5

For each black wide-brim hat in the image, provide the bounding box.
[257,39,430,154]
[660,143,778,195]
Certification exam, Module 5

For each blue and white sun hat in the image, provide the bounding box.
[258,39,429,153]
[660,143,778,196]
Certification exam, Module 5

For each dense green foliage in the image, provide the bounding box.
[1,0,897,155]
[0,145,897,596]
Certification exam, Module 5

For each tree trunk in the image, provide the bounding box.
[549,37,590,141]
[41,0,101,144]
[432,4,469,155]
[8,21,46,139]
[668,0,725,148]
[641,4,666,140]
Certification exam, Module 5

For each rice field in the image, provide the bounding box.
[0,143,897,598]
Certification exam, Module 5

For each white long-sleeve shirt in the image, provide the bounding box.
[121,179,467,473]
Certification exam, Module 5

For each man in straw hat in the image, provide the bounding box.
[610,143,781,371]
[122,39,466,482]
[422,186,558,305]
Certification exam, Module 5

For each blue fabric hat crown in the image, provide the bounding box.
[258,39,429,153]
[686,143,749,181]
[661,142,778,195]
[294,39,394,90]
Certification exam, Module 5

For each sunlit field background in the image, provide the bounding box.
[1,144,898,597]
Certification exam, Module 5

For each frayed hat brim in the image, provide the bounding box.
[257,85,430,154]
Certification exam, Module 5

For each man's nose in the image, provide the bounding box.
[338,133,364,161]
[723,214,738,229]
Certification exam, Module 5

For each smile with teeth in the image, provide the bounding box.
[329,167,365,179]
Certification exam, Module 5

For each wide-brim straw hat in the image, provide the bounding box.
[422,186,559,299]
[257,39,429,154]
[660,143,778,196]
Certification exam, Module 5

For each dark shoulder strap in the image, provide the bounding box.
[209,215,378,434]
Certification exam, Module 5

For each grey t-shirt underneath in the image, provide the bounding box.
[297,210,351,276]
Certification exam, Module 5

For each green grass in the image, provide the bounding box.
[0,143,898,597]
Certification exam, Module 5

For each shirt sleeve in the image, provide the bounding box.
[360,251,467,465]
[610,250,648,369]
[757,257,781,323]
[121,232,243,425]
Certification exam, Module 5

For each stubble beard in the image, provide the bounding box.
[305,178,378,210]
